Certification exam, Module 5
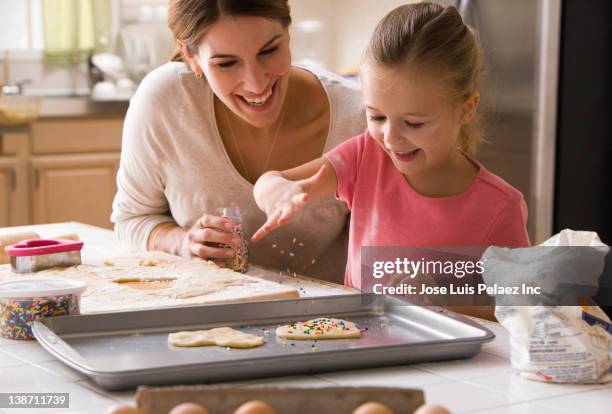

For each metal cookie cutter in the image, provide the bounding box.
[5,239,84,273]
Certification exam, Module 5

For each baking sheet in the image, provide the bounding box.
[33,294,494,390]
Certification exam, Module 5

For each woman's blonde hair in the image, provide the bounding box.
[364,2,483,155]
[168,0,291,63]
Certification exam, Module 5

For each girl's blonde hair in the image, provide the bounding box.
[364,2,483,155]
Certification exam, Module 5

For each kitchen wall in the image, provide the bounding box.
[0,51,90,96]
[290,0,420,72]
[1,0,424,95]
[0,0,167,95]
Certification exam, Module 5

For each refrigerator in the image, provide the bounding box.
[454,0,559,245]
[455,0,612,315]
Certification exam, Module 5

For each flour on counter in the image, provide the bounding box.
[13,253,299,313]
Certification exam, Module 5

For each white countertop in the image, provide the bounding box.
[0,223,610,414]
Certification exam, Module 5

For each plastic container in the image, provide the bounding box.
[0,278,87,340]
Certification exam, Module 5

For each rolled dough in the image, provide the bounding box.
[276,317,361,340]
[168,327,264,348]
[23,253,300,313]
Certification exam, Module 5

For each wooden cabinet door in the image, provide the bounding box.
[0,157,29,227]
[31,153,120,229]
[31,118,123,154]
[0,160,14,227]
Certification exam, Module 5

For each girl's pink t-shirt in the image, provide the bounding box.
[324,131,530,289]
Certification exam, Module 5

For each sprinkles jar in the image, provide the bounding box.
[222,206,249,273]
[0,278,86,340]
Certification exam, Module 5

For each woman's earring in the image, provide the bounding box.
[195,70,203,79]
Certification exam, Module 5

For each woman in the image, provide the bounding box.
[111,0,365,282]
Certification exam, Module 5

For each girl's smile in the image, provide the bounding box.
[389,148,422,162]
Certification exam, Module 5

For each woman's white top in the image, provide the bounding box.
[111,62,366,282]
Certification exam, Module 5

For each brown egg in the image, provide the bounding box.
[169,402,209,414]
[104,404,142,414]
[233,400,276,414]
[352,401,394,414]
[414,404,451,414]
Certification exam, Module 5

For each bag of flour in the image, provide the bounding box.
[483,229,612,383]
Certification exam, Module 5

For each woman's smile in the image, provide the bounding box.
[235,79,278,113]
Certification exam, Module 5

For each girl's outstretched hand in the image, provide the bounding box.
[251,165,329,242]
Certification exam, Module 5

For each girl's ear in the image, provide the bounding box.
[459,92,480,125]
[177,40,203,77]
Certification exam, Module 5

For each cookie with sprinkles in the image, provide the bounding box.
[276,317,361,340]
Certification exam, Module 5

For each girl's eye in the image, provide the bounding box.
[216,61,237,69]
[406,121,424,129]
[259,46,278,56]
[368,115,386,122]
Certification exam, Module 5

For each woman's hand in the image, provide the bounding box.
[252,165,329,242]
[180,214,240,265]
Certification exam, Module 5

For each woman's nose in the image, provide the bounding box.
[242,62,267,94]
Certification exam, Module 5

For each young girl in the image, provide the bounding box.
[251,2,530,291]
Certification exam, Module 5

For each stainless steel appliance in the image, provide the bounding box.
[454,0,612,315]
[453,0,561,245]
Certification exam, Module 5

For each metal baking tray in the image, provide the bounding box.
[33,294,494,390]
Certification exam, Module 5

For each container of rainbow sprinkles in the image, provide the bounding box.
[0,278,86,340]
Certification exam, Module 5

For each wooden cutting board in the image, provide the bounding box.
[0,251,300,314]
[136,385,425,414]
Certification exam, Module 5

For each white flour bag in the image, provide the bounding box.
[483,229,612,383]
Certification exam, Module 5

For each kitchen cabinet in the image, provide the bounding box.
[28,117,123,229]
[0,158,17,226]
[0,115,124,229]
[31,153,120,228]
[31,118,123,155]
[0,157,28,227]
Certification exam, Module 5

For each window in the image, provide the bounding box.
[0,0,44,50]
